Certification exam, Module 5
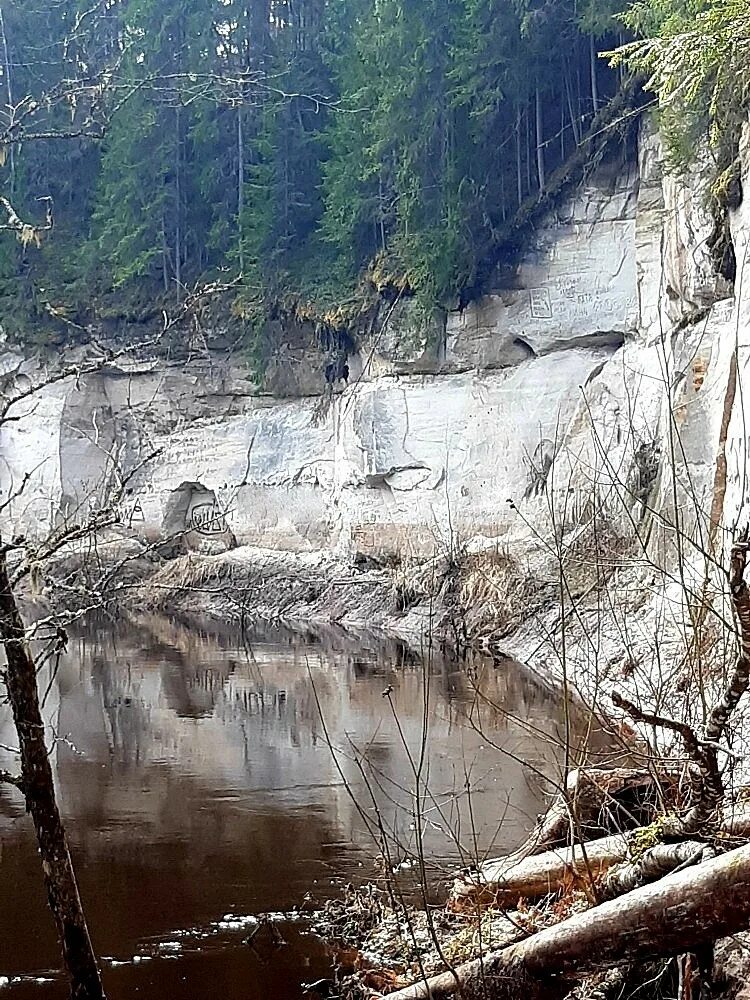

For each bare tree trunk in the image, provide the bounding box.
[0,549,105,1000]
[564,70,581,146]
[453,833,711,908]
[175,102,182,297]
[495,766,674,867]
[515,105,523,206]
[388,840,750,1000]
[173,9,185,300]
[525,101,532,194]
[378,171,386,251]
[535,87,545,190]
[0,6,15,194]
[237,100,245,273]
[590,34,599,111]
[560,101,565,159]
[161,218,169,292]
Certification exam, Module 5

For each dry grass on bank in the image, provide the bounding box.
[392,544,547,642]
[134,548,386,626]
[391,555,450,613]
[140,552,249,608]
[314,880,607,1000]
[131,520,629,648]
[455,548,543,639]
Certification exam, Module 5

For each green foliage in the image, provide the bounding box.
[607,0,750,167]
[0,0,639,352]
[94,93,165,287]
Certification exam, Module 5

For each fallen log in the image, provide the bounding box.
[387,840,750,1000]
[600,840,711,899]
[454,804,750,906]
[452,833,711,906]
[451,834,630,906]
[481,766,676,872]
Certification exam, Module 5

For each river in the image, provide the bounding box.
[0,615,611,998]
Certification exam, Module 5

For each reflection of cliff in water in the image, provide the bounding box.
[2,615,613,853]
[0,614,616,983]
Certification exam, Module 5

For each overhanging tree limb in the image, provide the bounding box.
[610,690,724,834]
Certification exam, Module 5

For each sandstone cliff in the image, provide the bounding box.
[1,119,748,736]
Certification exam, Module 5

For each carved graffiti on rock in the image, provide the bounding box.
[115,493,146,527]
[128,497,145,524]
[188,501,229,535]
[556,275,577,300]
[529,287,553,319]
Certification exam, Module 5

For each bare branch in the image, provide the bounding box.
[611,690,723,834]
[0,195,52,246]
[707,534,750,742]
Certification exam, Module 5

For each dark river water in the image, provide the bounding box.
[0,615,612,998]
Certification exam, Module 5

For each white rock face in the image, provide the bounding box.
[332,351,615,557]
[0,120,746,618]
[0,148,644,556]
[5,114,750,766]
[446,163,639,369]
[0,371,66,535]
[0,346,625,557]
[5,118,750,790]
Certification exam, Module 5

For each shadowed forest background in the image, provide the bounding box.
[0,0,639,349]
